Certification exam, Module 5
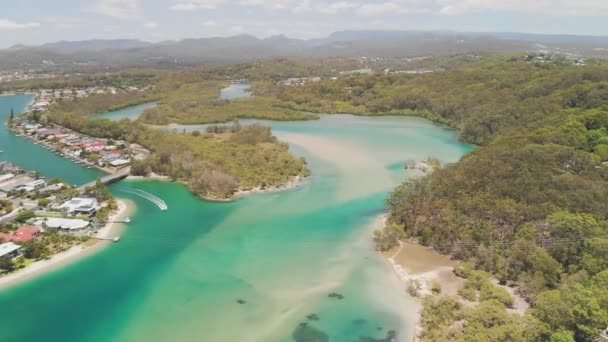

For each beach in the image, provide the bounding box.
[0,198,133,290]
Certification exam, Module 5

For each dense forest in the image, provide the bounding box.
[257,55,607,144]
[44,93,309,200]
[138,80,317,125]
[370,59,608,340]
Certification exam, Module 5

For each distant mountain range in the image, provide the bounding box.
[1,30,607,71]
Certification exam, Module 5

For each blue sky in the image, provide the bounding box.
[1,0,607,48]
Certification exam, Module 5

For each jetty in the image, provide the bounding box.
[92,236,121,242]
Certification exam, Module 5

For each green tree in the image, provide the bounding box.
[0,256,15,272]
[14,210,36,223]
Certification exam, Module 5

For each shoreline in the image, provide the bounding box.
[127,173,308,202]
[0,198,133,291]
[377,214,464,341]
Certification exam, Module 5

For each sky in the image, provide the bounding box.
[0,0,607,48]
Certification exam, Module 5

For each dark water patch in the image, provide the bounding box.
[359,330,397,342]
[306,313,319,321]
[328,292,344,300]
[237,299,247,304]
[352,318,367,326]
[292,323,329,342]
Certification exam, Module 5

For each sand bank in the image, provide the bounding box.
[0,199,133,290]
[126,172,170,181]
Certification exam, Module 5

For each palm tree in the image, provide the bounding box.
[7,107,14,127]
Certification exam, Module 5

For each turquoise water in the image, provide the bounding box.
[90,101,157,121]
[219,83,251,100]
[0,96,473,341]
[0,95,103,185]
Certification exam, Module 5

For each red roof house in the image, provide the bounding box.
[0,226,41,242]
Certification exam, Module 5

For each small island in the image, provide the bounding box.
[6,76,311,201]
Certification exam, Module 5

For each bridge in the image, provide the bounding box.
[79,168,131,190]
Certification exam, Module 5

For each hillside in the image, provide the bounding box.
[376,59,608,340]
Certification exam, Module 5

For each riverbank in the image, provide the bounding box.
[128,173,308,202]
[379,215,531,340]
[0,199,133,290]
[233,175,307,199]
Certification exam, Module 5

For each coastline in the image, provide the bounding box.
[127,173,308,202]
[0,199,133,291]
[377,214,464,341]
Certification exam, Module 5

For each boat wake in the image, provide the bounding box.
[125,189,168,211]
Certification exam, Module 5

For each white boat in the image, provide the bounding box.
[113,236,121,242]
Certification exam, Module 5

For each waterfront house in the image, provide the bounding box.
[37,218,89,231]
[0,226,41,242]
[15,179,47,192]
[110,159,130,167]
[59,197,99,217]
[0,242,23,260]
[0,173,16,184]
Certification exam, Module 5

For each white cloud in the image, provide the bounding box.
[144,21,159,29]
[240,0,291,9]
[0,19,40,30]
[44,16,83,30]
[170,0,225,11]
[356,2,424,16]
[437,0,608,16]
[308,1,358,14]
[229,25,245,33]
[90,0,139,19]
[203,20,218,26]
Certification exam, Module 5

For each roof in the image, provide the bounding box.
[110,159,130,166]
[0,226,41,242]
[38,218,89,230]
[60,197,98,211]
[0,242,22,258]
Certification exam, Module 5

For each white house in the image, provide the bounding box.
[0,242,22,260]
[0,173,15,184]
[110,159,130,167]
[15,179,47,192]
[37,218,89,231]
[59,197,99,217]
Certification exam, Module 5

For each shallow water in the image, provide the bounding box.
[90,101,157,121]
[0,96,473,341]
[219,83,251,100]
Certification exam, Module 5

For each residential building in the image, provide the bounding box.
[59,197,99,217]
[0,242,22,260]
[0,226,41,242]
[0,173,15,184]
[37,218,89,231]
[15,179,47,192]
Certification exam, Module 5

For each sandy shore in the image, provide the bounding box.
[128,172,307,202]
[233,175,307,198]
[126,172,170,181]
[0,199,133,290]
